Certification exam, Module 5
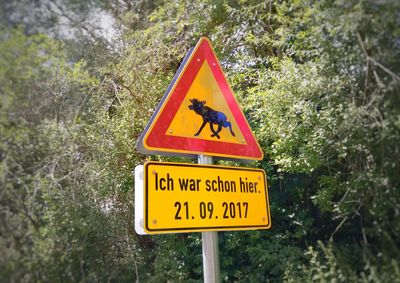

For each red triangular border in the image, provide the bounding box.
[141,38,263,160]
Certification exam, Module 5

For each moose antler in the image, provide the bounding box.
[189,98,206,105]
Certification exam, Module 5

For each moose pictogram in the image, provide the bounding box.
[188,98,235,139]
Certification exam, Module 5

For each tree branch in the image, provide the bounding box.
[357,31,400,81]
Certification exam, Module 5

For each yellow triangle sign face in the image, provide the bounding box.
[136,37,263,161]
[167,61,247,144]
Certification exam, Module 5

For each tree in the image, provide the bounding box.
[1,0,399,281]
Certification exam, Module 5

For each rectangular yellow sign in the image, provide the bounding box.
[143,161,271,234]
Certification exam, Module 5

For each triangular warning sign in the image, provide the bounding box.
[136,37,263,161]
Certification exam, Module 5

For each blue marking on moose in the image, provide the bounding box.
[188,98,235,139]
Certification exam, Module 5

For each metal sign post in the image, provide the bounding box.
[198,155,220,283]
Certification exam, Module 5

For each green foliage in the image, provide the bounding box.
[1,0,399,282]
[284,241,400,283]
[0,25,138,282]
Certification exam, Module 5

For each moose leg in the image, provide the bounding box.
[210,123,221,139]
[194,120,207,136]
[223,121,235,137]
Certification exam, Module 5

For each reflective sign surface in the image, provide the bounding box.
[136,37,263,161]
[144,162,271,234]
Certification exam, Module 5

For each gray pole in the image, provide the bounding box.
[198,154,221,283]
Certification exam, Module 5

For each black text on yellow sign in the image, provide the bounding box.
[144,162,271,234]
